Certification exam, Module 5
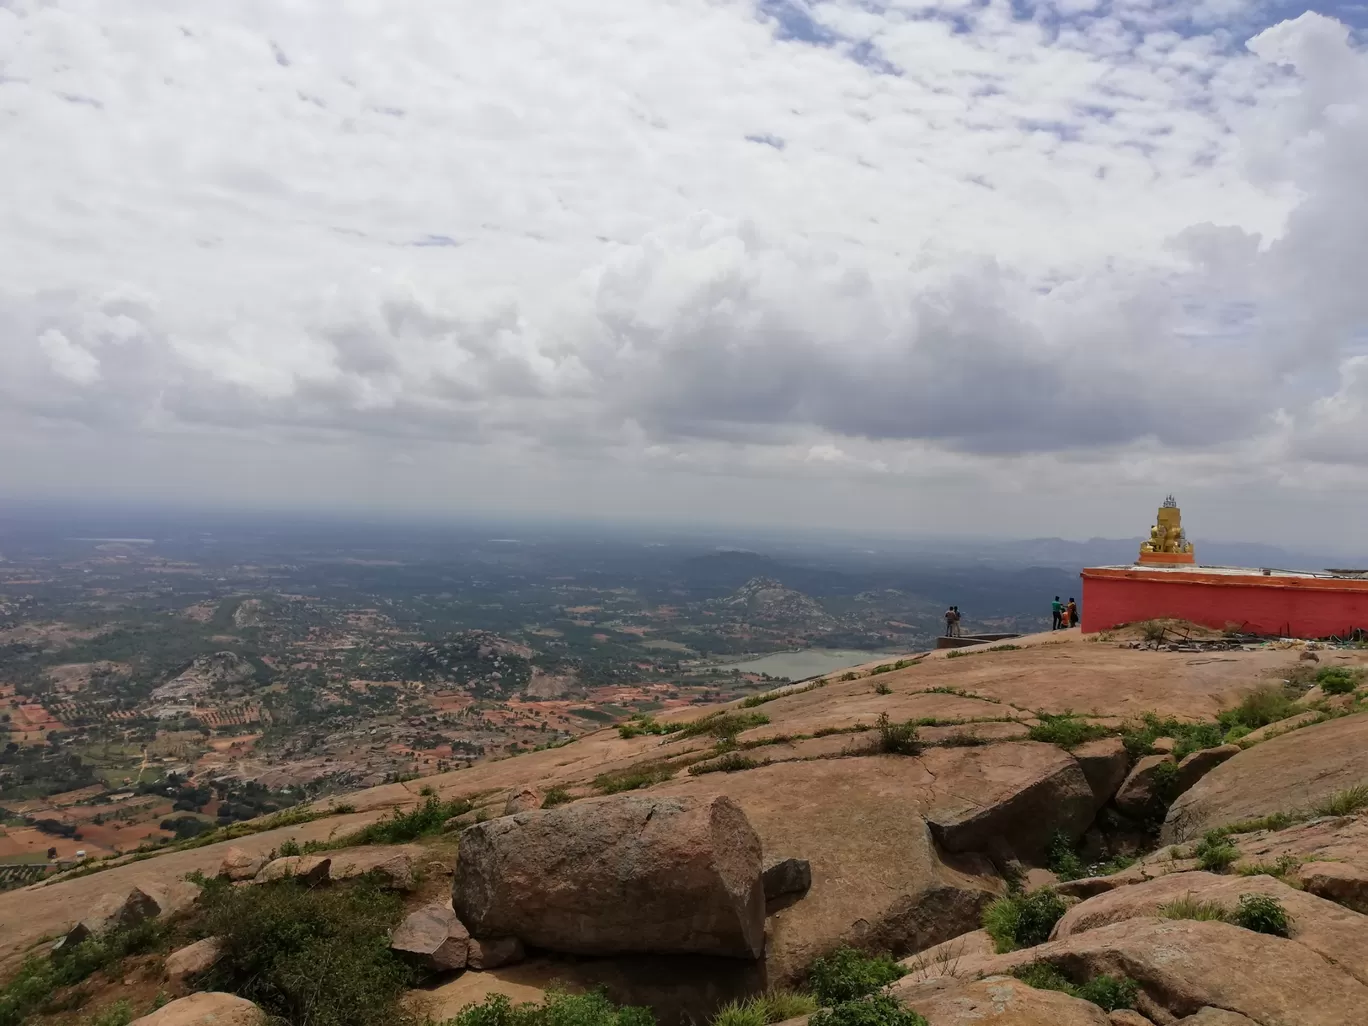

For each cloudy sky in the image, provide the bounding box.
[3,1,1368,548]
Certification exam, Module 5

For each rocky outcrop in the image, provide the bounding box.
[505,787,543,815]
[254,855,331,885]
[1050,870,1368,985]
[130,992,265,1025]
[165,937,222,986]
[55,881,196,953]
[391,903,471,971]
[924,742,1096,857]
[902,975,1110,1025]
[329,847,415,890]
[453,793,766,959]
[1163,714,1368,843]
[1174,1010,1256,1025]
[1114,755,1175,819]
[1107,1012,1154,1026]
[218,847,266,882]
[1071,738,1129,807]
[894,917,1368,1025]
[1174,745,1239,794]
[1298,861,1368,913]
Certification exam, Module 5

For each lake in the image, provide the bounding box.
[715,649,908,681]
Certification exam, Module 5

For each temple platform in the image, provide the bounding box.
[1080,564,1368,639]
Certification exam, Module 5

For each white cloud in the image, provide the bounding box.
[2,0,1368,541]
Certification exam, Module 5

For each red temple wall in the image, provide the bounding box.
[1080,570,1368,638]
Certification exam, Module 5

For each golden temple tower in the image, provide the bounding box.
[1138,495,1195,565]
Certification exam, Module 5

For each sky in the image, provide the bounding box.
[3,0,1368,549]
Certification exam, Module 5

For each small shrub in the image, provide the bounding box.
[1315,666,1362,696]
[84,1001,134,1026]
[1027,713,1109,749]
[869,660,915,675]
[874,681,893,695]
[944,650,967,659]
[839,672,858,682]
[593,764,675,794]
[1140,620,1167,643]
[1075,975,1139,1012]
[1046,831,1085,882]
[688,753,761,776]
[807,946,907,1005]
[987,644,1021,652]
[1238,854,1302,879]
[874,713,919,755]
[541,786,573,808]
[1159,895,1231,922]
[1012,964,1137,1012]
[677,711,770,740]
[1217,685,1298,732]
[446,989,655,1026]
[982,890,1066,952]
[1150,759,1181,806]
[1233,893,1292,936]
[1193,831,1240,873]
[618,715,681,739]
[709,993,815,1026]
[808,996,927,1026]
[1311,784,1368,818]
[200,876,416,1026]
[277,838,302,857]
[1120,712,1224,760]
[329,794,472,848]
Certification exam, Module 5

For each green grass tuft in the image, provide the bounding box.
[1193,831,1240,873]
[688,753,762,776]
[593,763,676,794]
[1232,893,1292,936]
[618,715,682,738]
[1311,784,1368,818]
[327,794,471,848]
[982,890,1066,953]
[1315,666,1363,696]
[541,786,573,808]
[874,713,920,755]
[1011,963,1137,1013]
[1159,895,1231,922]
[677,711,770,740]
[1027,712,1110,749]
[443,989,655,1026]
[808,996,927,1026]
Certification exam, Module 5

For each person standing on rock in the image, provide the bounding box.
[1051,596,1063,630]
[951,606,962,637]
[1067,598,1079,630]
[945,605,956,637]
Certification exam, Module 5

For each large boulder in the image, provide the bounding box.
[1114,755,1176,820]
[329,847,416,890]
[129,992,265,1025]
[505,787,543,815]
[1071,738,1129,807]
[391,903,471,970]
[1298,861,1368,913]
[254,855,331,885]
[55,881,197,953]
[165,937,222,987]
[1174,745,1239,794]
[923,742,1096,857]
[902,975,1110,1025]
[218,847,266,882]
[453,793,766,959]
[1163,714,1368,843]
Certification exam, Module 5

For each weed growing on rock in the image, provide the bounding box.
[874,680,893,695]
[809,996,927,1026]
[1160,895,1232,922]
[1193,831,1240,873]
[199,875,416,1026]
[1120,713,1224,759]
[1312,784,1368,818]
[688,753,762,775]
[1237,854,1303,879]
[839,672,859,681]
[593,763,676,794]
[1011,964,1138,1012]
[1233,893,1292,936]
[618,715,681,739]
[678,711,770,740]
[328,794,471,848]
[1315,666,1363,696]
[1027,713,1109,749]
[808,947,907,1004]
[741,680,825,708]
[874,713,920,755]
[869,659,917,675]
[541,786,573,808]
[1046,831,1085,882]
[710,992,817,1026]
[982,890,1066,952]
[1150,759,1181,806]
[445,989,655,1026]
[1217,685,1299,733]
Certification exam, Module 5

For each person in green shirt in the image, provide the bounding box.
[1051,596,1063,631]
